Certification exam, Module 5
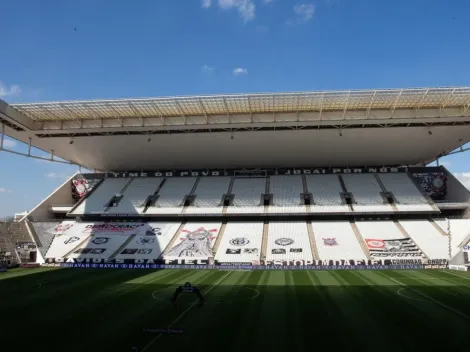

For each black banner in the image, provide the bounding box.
[75,166,419,180]
[411,170,447,199]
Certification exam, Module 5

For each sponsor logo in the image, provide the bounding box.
[274,238,294,246]
[137,237,155,245]
[229,238,250,246]
[121,249,138,255]
[244,248,258,254]
[90,248,106,254]
[290,248,302,253]
[226,249,241,254]
[323,238,338,246]
[449,265,467,271]
[272,249,286,254]
[64,236,80,245]
[83,223,145,233]
[92,237,109,245]
[138,249,152,255]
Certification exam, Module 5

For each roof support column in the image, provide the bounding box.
[0,123,4,150]
[28,137,32,156]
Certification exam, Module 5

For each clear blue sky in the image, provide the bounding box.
[1,0,470,217]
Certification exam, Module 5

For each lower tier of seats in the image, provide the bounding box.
[35,219,470,265]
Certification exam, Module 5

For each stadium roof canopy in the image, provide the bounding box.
[1,87,470,171]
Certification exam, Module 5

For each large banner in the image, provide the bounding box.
[75,166,418,180]
[411,169,447,198]
[365,238,422,258]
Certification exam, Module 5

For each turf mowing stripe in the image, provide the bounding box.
[440,269,470,283]
[386,275,470,321]
[140,270,232,352]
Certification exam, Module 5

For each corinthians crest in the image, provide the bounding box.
[323,238,338,246]
[274,238,294,246]
[229,238,250,246]
[165,227,217,258]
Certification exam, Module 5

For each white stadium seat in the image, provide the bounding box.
[106,178,162,215]
[71,178,129,215]
[312,221,368,261]
[266,222,313,262]
[306,175,349,213]
[214,222,263,263]
[434,218,470,256]
[185,177,231,214]
[146,177,197,214]
[379,173,434,212]
[227,178,266,214]
[268,176,306,214]
[342,174,393,213]
[399,220,448,259]
[163,223,222,260]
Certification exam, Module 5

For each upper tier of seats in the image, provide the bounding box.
[69,173,437,216]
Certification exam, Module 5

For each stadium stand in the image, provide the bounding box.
[185,176,231,214]
[399,220,448,259]
[434,218,470,257]
[106,178,162,215]
[71,178,129,215]
[267,176,306,214]
[312,221,368,261]
[266,222,314,262]
[214,222,263,263]
[29,221,62,257]
[305,175,350,213]
[342,174,393,213]
[114,222,180,261]
[146,177,197,214]
[378,173,435,212]
[227,177,266,214]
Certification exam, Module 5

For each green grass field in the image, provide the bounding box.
[1,268,470,352]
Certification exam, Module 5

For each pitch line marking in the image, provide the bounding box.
[141,271,232,352]
[388,276,470,321]
[396,288,429,303]
[151,285,259,305]
[441,269,470,284]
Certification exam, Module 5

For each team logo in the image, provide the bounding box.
[64,236,80,245]
[272,248,286,254]
[229,238,250,246]
[323,238,338,246]
[432,175,446,191]
[137,237,155,245]
[365,239,385,249]
[146,227,162,236]
[244,248,258,254]
[92,237,109,245]
[274,238,294,246]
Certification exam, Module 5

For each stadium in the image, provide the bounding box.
[1,87,470,351]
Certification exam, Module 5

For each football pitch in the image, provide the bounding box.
[1,268,470,352]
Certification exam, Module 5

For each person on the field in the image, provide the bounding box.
[171,282,204,308]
